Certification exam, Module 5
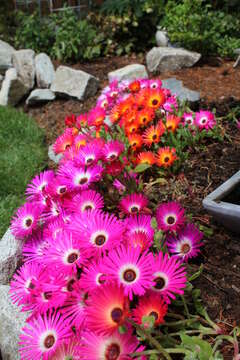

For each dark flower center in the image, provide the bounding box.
[201,118,207,124]
[25,218,33,227]
[95,234,106,246]
[109,154,117,161]
[98,274,106,284]
[167,125,173,130]
[130,206,139,214]
[152,134,158,140]
[105,343,121,360]
[86,158,94,165]
[181,243,191,254]
[111,307,123,323]
[28,281,35,290]
[132,142,137,147]
[65,144,71,150]
[142,117,147,123]
[149,311,159,320]
[67,279,75,292]
[123,269,137,282]
[67,252,79,264]
[58,186,66,194]
[164,156,170,163]
[154,276,166,290]
[44,334,55,349]
[79,177,88,185]
[166,216,176,225]
[152,99,158,106]
[186,119,192,125]
[84,204,93,211]
[43,292,52,300]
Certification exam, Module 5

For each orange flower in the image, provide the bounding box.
[135,89,148,108]
[143,121,165,146]
[118,96,135,116]
[145,89,165,109]
[156,147,177,167]
[137,108,155,127]
[122,109,137,126]
[128,134,143,151]
[137,151,156,165]
[125,122,139,135]
[110,104,121,124]
[165,115,181,132]
[129,80,141,93]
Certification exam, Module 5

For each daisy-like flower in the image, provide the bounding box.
[136,108,155,127]
[79,259,108,293]
[45,177,69,199]
[43,216,66,240]
[73,142,102,167]
[96,94,110,110]
[43,231,83,275]
[165,115,181,132]
[119,193,149,215]
[58,162,103,191]
[195,110,216,130]
[73,133,88,149]
[102,140,125,162]
[10,262,48,307]
[124,121,139,136]
[145,89,165,109]
[65,114,76,127]
[23,232,49,263]
[182,112,195,127]
[85,282,129,334]
[156,201,185,232]
[151,251,187,301]
[67,189,104,214]
[167,224,204,261]
[53,129,75,154]
[156,147,177,168]
[163,96,178,113]
[132,292,168,326]
[11,202,42,239]
[137,151,156,165]
[129,79,141,93]
[103,245,154,300]
[125,214,154,245]
[50,338,81,360]
[76,113,88,129]
[19,311,71,360]
[128,133,143,151]
[126,231,152,252]
[61,284,86,330]
[88,107,106,127]
[25,170,55,200]
[142,121,165,146]
[149,79,162,90]
[79,330,141,360]
[71,211,125,257]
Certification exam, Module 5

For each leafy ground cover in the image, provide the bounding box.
[21,55,240,359]
[0,106,47,237]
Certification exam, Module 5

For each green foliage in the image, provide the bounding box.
[0,107,47,237]
[161,0,240,58]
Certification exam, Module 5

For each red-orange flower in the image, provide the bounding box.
[122,109,137,126]
[118,96,135,116]
[137,108,155,127]
[110,104,121,124]
[129,80,141,93]
[145,89,165,109]
[128,134,143,151]
[165,115,181,132]
[142,121,165,146]
[137,151,156,165]
[156,147,177,167]
[125,122,140,135]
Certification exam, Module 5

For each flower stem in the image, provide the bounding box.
[127,318,172,360]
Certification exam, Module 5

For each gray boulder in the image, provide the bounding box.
[0,228,22,285]
[146,47,201,73]
[162,78,200,104]
[48,144,63,164]
[51,66,99,101]
[35,53,55,88]
[26,88,55,106]
[0,40,15,75]
[12,49,35,90]
[156,30,169,47]
[108,64,148,82]
[0,285,28,360]
[0,68,28,106]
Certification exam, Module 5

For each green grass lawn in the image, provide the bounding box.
[0,106,47,238]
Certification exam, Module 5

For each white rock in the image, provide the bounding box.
[48,144,63,164]
[0,285,28,360]
[50,66,99,101]
[146,47,201,73]
[35,53,55,88]
[0,40,15,74]
[12,49,35,89]
[108,64,148,82]
[0,228,22,285]
[0,68,28,106]
[156,30,169,47]
[0,74,3,88]
[26,88,55,105]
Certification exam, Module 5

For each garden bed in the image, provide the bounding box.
[20,55,240,358]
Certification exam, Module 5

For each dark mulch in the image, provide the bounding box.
[21,55,240,339]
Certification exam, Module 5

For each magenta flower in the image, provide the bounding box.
[151,252,187,301]
[50,337,81,360]
[61,283,86,330]
[163,95,178,113]
[53,129,75,154]
[119,193,149,215]
[182,112,195,127]
[125,214,154,245]
[26,170,54,200]
[19,311,72,360]
[195,110,216,130]
[73,142,102,167]
[167,224,204,261]
[23,232,49,264]
[66,189,104,214]
[102,140,125,162]
[79,259,108,293]
[11,202,43,239]
[156,201,185,232]
[103,245,154,300]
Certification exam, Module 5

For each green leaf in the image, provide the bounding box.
[134,164,151,173]
[180,334,214,360]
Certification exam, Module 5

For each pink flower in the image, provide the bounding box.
[65,189,104,214]
[102,140,125,162]
[79,259,108,293]
[195,110,216,130]
[119,193,149,215]
[26,170,54,201]
[11,202,43,239]
[156,201,185,232]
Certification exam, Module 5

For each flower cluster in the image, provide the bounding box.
[53,78,217,173]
